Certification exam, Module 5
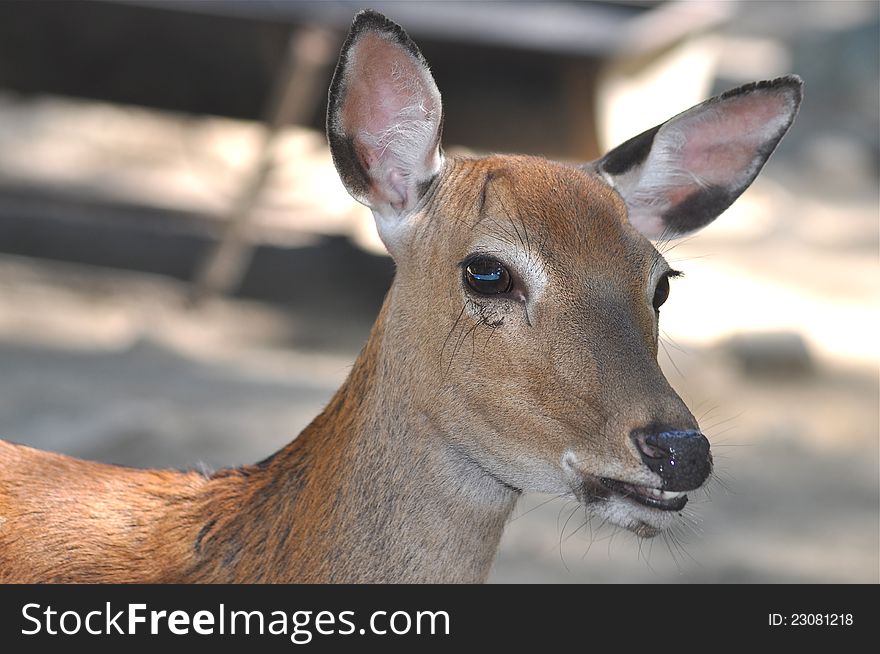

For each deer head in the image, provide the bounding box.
[326,10,802,538]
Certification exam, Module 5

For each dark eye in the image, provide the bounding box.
[464,257,512,295]
[652,274,671,310]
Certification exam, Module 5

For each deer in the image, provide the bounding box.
[0,10,801,583]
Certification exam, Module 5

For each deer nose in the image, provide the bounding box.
[631,429,712,491]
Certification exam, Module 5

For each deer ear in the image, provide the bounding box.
[327,10,443,251]
[594,76,803,240]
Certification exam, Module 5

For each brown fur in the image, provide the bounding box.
[0,156,694,582]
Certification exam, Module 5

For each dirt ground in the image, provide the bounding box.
[0,252,876,584]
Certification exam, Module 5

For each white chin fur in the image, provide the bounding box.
[590,495,680,535]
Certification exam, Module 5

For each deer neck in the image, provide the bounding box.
[206,290,518,583]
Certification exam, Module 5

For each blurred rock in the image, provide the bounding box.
[721,331,814,377]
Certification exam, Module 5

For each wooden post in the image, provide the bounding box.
[189,25,339,305]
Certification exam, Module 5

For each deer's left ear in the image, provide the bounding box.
[327,10,443,252]
[592,76,803,240]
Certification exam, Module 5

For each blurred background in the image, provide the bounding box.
[0,0,876,583]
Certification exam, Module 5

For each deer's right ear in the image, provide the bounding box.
[327,10,444,252]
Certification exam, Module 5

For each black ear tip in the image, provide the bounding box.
[773,74,804,109]
[346,9,421,60]
[718,75,804,112]
[351,9,400,35]
[352,9,388,26]
[773,74,804,93]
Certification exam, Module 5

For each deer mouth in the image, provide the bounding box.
[600,478,688,511]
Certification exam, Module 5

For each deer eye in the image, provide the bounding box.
[464,257,512,295]
[652,274,671,310]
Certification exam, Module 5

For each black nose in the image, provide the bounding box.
[631,429,712,491]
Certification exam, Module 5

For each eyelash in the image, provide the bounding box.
[652,270,682,311]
